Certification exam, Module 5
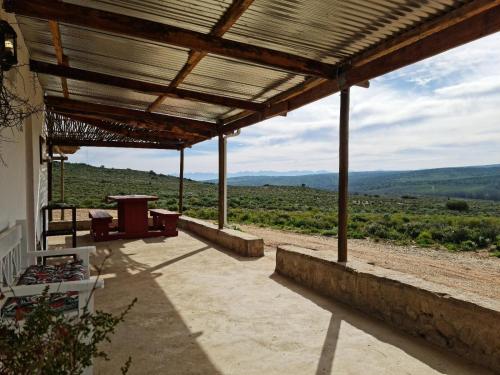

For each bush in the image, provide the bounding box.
[446,200,469,211]
[416,230,433,247]
[366,223,389,239]
[459,240,477,251]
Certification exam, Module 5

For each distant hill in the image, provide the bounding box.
[185,170,329,181]
[221,165,500,201]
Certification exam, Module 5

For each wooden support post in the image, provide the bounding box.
[60,158,65,220]
[223,137,228,226]
[218,133,227,229]
[47,144,53,221]
[179,148,184,214]
[338,88,350,263]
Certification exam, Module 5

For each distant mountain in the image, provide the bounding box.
[186,170,329,181]
[219,165,500,201]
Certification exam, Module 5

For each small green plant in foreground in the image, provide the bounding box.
[0,257,136,375]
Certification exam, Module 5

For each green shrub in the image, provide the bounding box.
[416,231,433,247]
[446,200,469,211]
[366,223,389,239]
[459,240,477,251]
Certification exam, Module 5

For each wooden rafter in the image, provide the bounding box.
[45,96,217,139]
[148,0,255,111]
[55,109,206,143]
[66,115,199,144]
[5,0,336,79]
[48,20,69,98]
[30,60,263,111]
[222,1,500,133]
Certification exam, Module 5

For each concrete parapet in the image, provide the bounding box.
[178,216,264,257]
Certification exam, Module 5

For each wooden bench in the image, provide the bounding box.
[149,209,180,237]
[0,222,102,375]
[89,209,113,241]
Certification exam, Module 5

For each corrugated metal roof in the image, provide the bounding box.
[38,74,157,111]
[63,0,233,34]
[226,0,468,64]
[16,0,473,129]
[155,96,232,122]
[181,54,307,103]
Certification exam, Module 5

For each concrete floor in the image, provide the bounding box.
[51,231,491,375]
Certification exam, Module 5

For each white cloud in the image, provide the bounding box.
[69,33,500,174]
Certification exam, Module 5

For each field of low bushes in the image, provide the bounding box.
[53,163,500,256]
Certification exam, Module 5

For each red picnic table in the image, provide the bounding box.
[107,195,158,238]
[88,195,180,241]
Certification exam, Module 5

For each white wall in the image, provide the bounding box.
[0,10,46,248]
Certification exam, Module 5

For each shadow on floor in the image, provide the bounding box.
[55,232,222,374]
[270,272,489,375]
[175,230,263,263]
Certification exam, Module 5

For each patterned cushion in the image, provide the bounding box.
[18,260,87,285]
[1,260,87,319]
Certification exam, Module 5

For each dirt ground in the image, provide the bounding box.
[58,209,500,300]
[239,224,500,301]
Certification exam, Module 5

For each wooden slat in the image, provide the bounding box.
[30,60,263,111]
[45,96,217,138]
[6,0,336,78]
[52,107,212,140]
[48,20,69,98]
[50,139,181,150]
[148,0,255,111]
[66,114,201,143]
[222,2,500,133]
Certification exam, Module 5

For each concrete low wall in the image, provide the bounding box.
[51,217,264,258]
[178,216,264,257]
[276,245,500,373]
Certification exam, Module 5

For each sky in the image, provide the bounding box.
[69,33,500,176]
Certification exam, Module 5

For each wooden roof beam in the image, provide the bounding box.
[45,96,217,138]
[48,20,69,98]
[30,60,264,112]
[33,60,261,112]
[222,1,500,133]
[49,139,181,150]
[148,0,255,111]
[5,0,336,79]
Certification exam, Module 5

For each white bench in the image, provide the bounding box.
[0,222,103,374]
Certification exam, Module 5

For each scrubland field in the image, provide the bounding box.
[53,162,500,257]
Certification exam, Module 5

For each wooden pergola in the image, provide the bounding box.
[5,0,500,262]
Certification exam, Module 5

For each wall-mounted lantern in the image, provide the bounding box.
[0,20,18,72]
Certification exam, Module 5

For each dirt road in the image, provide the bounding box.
[239,224,500,301]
